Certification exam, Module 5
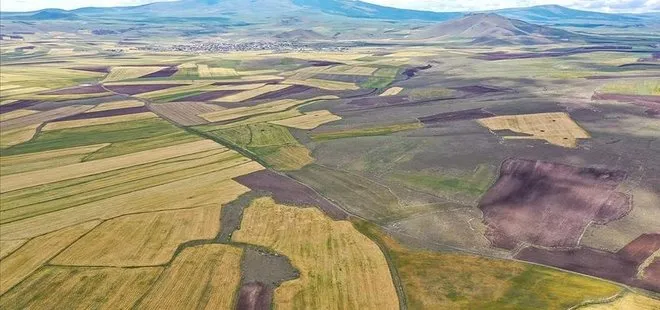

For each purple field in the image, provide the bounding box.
[68,66,111,73]
[402,65,432,78]
[237,282,271,310]
[250,85,314,101]
[0,100,40,114]
[104,84,186,95]
[234,170,348,220]
[54,106,150,121]
[139,66,179,78]
[173,90,241,102]
[418,108,495,125]
[480,159,631,250]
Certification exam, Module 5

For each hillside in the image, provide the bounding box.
[415,13,580,45]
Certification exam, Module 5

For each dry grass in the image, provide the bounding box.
[103,66,167,82]
[43,112,157,131]
[0,221,100,294]
[581,293,660,309]
[0,239,26,260]
[261,145,314,171]
[0,163,261,240]
[201,96,337,123]
[0,140,221,193]
[149,102,225,126]
[86,100,144,113]
[380,87,403,96]
[232,197,399,310]
[52,206,220,266]
[324,65,378,76]
[197,64,239,77]
[0,124,40,148]
[213,84,293,103]
[269,110,341,130]
[0,143,109,175]
[0,266,162,310]
[136,245,243,309]
[0,109,38,122]
[283,78,359,91]
[478,112,590,148]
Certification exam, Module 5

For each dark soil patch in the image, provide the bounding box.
[250,85,314,101]
[54,106,149,121]
[212,80,282,86]
[0,100,40,114]
[347,95,409,107]
[516,234,660,292]
[172,90,241,102]
[104,84,186,95]
[308,60,343,66]
[592,92,660,114]
[40,84,107,95]
[476,46,635,60]
[313,74,371,84]
[419,108,495,125]
[479,158,631,250]
[68,66,111,73]
[235,170,348,220]
[139,66,178,78]
[237,282,271,310]
[452,85,511,95]
[402,65,432,78]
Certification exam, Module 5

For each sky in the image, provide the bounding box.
[1,0,658,13]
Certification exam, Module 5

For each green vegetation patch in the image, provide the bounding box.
[391,165,494,199]
[407,87,455,100]
[361,76,394,89]
[600,80,660,96]
[2,118,187,157]
[311,123,422,141]
[353,221,624,310]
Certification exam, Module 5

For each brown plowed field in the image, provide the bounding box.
[237,282,272,310]
[479,158,630,249]
[234,170,348,220]
[54,106,150,121]
[418,108,495,125]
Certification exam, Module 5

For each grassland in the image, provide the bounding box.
[103,66,167,82]
[599,80,660,96]
[136,245,243,309]
[391,164,494,201]
[51,206,220,266]
[581,292,660,309]
[232,197,399,310]
[311,123,422,141]
[354,221,625,310]
[42,112,157,131]
[478,112,591,148]
[0,143,109,175]
[0,124,41,148]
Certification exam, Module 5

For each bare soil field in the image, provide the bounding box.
[237,282,271,310]
[418,108,495,125]
[139,66,178,78]
[0,105,91,131]
[235,170,348,220]
[479,158,631,250]
[54,106,151,121]
[0,100,40,114]
[592,92,660,115]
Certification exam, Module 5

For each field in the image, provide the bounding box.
[232,197,399,309]
[1,11,660,308]
[477,112,591,148]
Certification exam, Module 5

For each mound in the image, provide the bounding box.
[274,29,327,41]
[417,13,579,45]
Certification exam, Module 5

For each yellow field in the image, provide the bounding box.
[197,64,239,77]
[269,110,341,129]
[0,86,49,97]
[581,293,660,309]
[86,100,144,112]
[42,112,157,131]
[232,197,399,310]
[210,83,268,91]
[213,84,292,103]
[136,245,243,309]
[477,112,591,148]
[0,124,40,148]
[283,78,359,90]
[0,140,220,193]
[0,221,100,294]
[324,65,378,76]
[262,145,314,171]
[0,266,162,310]
[52,206,220,266]
[0,239,25,260]
[0,109,38,122]
[103,66,167,82]
[380,87,403,96]
[0,143,109,175]
[201,96,337,123]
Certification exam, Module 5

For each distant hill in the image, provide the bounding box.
[416,13,580,45]
[291,0,461,21]
[275,29,328,40]
[495,5,642,25]
[28,9,79,20]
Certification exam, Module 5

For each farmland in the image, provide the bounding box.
[1,3,660,308]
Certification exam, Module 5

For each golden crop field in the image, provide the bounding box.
[324,65,378,76]
[582,292,660,309]
[232,197,399,310]
[103,66,167,82]
[261,145,314,171]
[269,110,342,129]
[0,266,162,310]
[43,112,158,131]
[0,109,38,122]
[380,87,403,96]
[52,206,220,266]
[0,221,100,294]
[0,124,41,148]
[283,78,359,90]
[197,64,239,77]
[0,143,109,175]
[136,245,243,309]
[0,239,26,260]
[86,100,145,113]
[213,84,292,103]
[477,112,591,148]
[201,96,337,123]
